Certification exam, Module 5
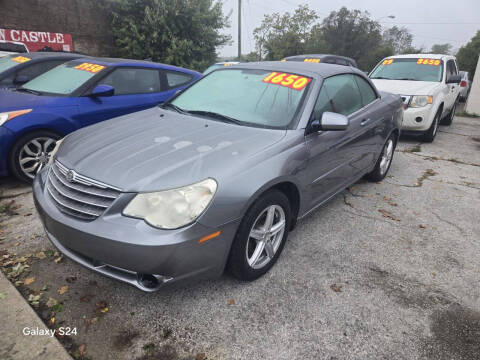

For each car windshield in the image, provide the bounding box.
[0,54,30,73]
[22,61,108,95]
[370,58,443,82]
[170,68,311,128]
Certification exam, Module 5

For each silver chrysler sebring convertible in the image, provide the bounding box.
[33,62,403,291]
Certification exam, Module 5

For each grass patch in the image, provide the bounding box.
[143,343,155,352]
[456,110,480,118]
[52,303,64,313]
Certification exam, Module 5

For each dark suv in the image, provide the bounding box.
[283,54,358,68]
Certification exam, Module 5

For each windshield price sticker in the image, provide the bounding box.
[262,72,312,91]
[304,58,321,63]
[382,59,394,65]
[417,58,441,66]
[74,63,106,74]
[12,56,31,64]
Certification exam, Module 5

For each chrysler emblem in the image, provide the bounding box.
[66,170,76,182]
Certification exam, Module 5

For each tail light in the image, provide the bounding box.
[460,80,467,87]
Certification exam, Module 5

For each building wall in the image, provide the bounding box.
[465,56,480,115]
[0,0,115,56]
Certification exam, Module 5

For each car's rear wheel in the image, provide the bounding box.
[9,131,61,183]
[366,134,396,182]
[423,108,441,142]
[228,190,291,281]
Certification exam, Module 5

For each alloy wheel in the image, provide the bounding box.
[18,137,57,179]
[246,205,286,269]
[379,139,394,175]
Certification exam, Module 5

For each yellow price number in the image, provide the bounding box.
[262,72,312,91]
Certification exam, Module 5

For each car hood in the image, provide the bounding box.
[0,89,73,112]
[57,107,287,192]
[371,79,441,96]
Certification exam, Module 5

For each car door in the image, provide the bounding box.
[445,60,459,110]
[305,74,371,208]
[74,67,167,127]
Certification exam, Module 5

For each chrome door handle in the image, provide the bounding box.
[361,119,370,126]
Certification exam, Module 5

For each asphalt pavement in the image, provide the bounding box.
[0,113,479,360]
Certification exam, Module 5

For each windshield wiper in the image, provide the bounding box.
[398,78,421,81]
[187,110,243,125]
[15,88,42,96]
[161,102,187,114]
[370,76,392,80]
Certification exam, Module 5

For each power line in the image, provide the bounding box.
[380,21,480,25]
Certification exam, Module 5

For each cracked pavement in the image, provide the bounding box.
[0,114,479,360]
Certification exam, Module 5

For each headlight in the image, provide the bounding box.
[410,96,433,108]
[0,109,33,126]
[47,138,64,165]
[123,178,217,229]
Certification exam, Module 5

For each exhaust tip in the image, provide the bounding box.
[137,273,160,289]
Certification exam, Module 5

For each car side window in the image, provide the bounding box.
[312,85,333,120]
[165,71,193,89]
[446,60,457,79]
[322,74,363,116]
[353,75,377,106]
[16,60,65,79]
[99,68,161,95]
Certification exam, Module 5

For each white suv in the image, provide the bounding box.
[370,54,461,142]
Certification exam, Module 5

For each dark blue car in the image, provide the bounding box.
[0,57,202,182]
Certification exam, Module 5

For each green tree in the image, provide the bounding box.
[110,0,230,71]
[319,7,389,70]
[253,5,318,60]
[456,31,480,80]
[431,43,452,55]
[382,26,413,54]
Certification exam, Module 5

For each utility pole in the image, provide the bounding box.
[238,0,241,60]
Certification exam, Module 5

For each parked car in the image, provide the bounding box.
[33,61,403,291]
[0,52,85,90]
[0,57,202,182]
[458,71,471,102]
[283,54,358,68]
[0,40,29,58]
[370,54,461,142]
[203,61,241,75]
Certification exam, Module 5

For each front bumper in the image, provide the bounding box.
[401,105,435,132]
[33,171,240,291]
[0,126,15,177]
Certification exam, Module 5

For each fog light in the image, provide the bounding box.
[415,117,423,123]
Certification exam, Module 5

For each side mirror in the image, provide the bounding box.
[90,84,114,97]
[14,75,30,85]
[311,111,349,132]
[446,74,462,84]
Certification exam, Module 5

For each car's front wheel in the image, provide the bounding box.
[423,108,441,142]
[441,100,456,126]
[228,190,291,281]
[9,131,61,183]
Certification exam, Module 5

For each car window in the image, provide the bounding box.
[99,68,161,95]
[312,85,333,120]
[0,54,30,73]
[370,58,443,82]
[165,71,193,88]
[16,60,65,79]
[322,74,363,116]
[22,62,106,95]
[171,68,311,128]
[353,75,377,106]
[446,60,457,78]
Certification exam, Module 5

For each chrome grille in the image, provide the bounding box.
[401,95,411,106]
[46,161,121,221]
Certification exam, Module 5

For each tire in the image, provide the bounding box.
[422,108,441,143]
[9,130,61,183]
[228,189,291,281]
[366,133,397,182]
[441,100,456,126]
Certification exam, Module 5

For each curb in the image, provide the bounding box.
[0,271,71,360]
